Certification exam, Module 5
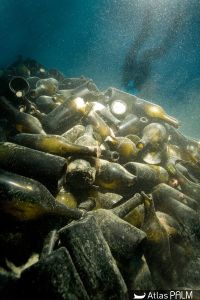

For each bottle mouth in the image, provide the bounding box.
[110,100,127,116]
[140,116,149,124]
[9,76,30,97]
[136,141,145,150]
[164,114,180,128]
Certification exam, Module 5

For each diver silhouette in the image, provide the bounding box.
[122,9,185,92]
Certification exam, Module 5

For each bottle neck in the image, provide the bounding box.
[142,192,156,222]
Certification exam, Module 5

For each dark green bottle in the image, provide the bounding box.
[12,133,99,158]
[0,169,83,221]
[125,162,169,191]
[0,96,46,134]
[94,158,136,193]
[0,142,67,194]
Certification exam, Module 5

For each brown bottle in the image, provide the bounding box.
[0,169,82,221]
[0,96,46,134]
[141,192,177,289]
[137,122,168,150]
[12,133,99,158]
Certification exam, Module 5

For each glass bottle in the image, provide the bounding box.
[105,135,138,162]
[141,192,177,289]
[84,103,115,140]
[55,187,77,208]
[137,122,168,150]
[30,78,59,98]
[89,101,120,128]
[66,158,96,189]
[0,169,82,221]
[152,183,198,210]
[42,96,86,134]
[0,141,67,195]
[116,114,149,137]
[163,143,183,175]
[62,125,85,143]
[75,125,99,148]
[12,133,99,158]
[0,96,46,134]
[94,158,136,193]
[124,162,169,191]
[175,167,200,203]
[133,98,180,128]
[152,185,199,234]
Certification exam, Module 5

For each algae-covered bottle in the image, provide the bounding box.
[0,169,82,221]
[12,133,99,158]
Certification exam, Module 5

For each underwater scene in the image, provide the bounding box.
[0,0,200,299]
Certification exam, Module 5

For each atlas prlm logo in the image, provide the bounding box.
[133,293,146,299]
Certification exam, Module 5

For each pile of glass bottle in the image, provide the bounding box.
[0,58,200,299]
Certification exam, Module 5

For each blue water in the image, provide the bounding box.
[0,0,200,137]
